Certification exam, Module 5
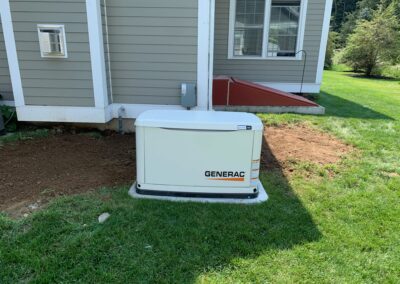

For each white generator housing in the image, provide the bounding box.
[134,110,265,200]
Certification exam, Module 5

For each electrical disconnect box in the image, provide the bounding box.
[37,25,67,58]
[181,83,197,109]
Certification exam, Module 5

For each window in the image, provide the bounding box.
[229,0,305,59]
[37,25,68,58]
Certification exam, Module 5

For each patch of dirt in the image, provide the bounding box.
[262,124,352,171]
[0,133,135,218]
[1,124,352,218]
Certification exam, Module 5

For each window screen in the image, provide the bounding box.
[267,0,301,57]
[233,0,266,56]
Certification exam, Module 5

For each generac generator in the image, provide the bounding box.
[131,110,267,202]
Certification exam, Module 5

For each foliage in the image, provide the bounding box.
[340,10,400,76]
[324,32,338,70]
[333,0,399,47]
[0,106,17,132]
[331,0,358,32]
[1,71,400,282]
[380,65,400,79]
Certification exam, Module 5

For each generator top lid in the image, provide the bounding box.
[136,110,263,131]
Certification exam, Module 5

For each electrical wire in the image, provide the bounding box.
[295,50,307,95]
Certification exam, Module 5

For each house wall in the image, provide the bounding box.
[9,0,94,107]
[0,19,13,102]
[214,0,325,84]
[105,0,198,105]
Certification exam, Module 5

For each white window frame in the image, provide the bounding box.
[228,0,308,60]
[37,24,68,59]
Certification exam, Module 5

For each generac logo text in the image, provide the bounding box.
[205,171,245,182]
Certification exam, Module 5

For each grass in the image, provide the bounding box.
[1,70,400,283]
[0,129,49,147]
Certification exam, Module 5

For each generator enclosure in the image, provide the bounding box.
[135,110,264,199]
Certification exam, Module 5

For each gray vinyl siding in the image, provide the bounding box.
[106,0,198,105]
[10,0,94,107]
[214,0,325,84]
[0,20,14,102]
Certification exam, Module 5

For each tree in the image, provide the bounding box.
[325,32,338,70]
[341,10,400,76]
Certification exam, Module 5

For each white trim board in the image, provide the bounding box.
[111,104,186,119]
[228,0,308,60]
[197,0,213,110]
[86,0,109,108]
[16,105,112,123]
[15,104,187,123]
[316,0,333,84]
[255,82,321,93]
[0,0,25,107]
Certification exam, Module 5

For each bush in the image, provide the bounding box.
[325,32,338,70]
[341,10,400,76]
[0,106,17,132]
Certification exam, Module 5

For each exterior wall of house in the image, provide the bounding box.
[0,19,14,102]
[101,0,112,104]
[214,0,325,85]
[9,0,94,107]
[105,0,198,105]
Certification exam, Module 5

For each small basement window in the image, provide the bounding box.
[37,25,67,58]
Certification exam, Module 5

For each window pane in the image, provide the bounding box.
[234,0,265,56]
[234,28,264,56]
[267,0,301,57]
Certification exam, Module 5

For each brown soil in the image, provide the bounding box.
[0,124,351,218]
[0,133,136,217]
[262,124,352,170]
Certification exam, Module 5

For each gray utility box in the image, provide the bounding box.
[181,83,197,108]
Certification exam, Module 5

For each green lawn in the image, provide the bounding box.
[1,71,400,283]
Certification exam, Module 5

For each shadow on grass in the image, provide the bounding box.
[345,73,400,82]
[318,91,394,120]
[0,138,321,283]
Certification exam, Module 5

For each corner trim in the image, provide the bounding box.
[208,0,216,110]
[86,0,109,108]
[0,0,25,107]
[197,0,213,110]
[316,0,333,84]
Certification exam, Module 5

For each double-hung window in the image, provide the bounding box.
[229,0,306,59]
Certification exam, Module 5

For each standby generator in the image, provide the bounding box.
[131,110,267,202]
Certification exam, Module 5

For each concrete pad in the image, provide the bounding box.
[214,105,325,115]
[129,181,268,205]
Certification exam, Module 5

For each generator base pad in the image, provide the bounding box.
[129,181,268,204]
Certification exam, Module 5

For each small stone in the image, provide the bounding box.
[145,245,152,250]
[28,203,39,210]
[23,213,29,218]
[98,213,111,223]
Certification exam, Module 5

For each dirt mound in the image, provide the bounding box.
[262,124,352,170]
[0,134,136,217]
[0,124,352,217]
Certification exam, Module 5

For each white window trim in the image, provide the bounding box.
[37,24,68,59]
[228,0,308,60]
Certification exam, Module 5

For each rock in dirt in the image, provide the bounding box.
[98,213,111,223]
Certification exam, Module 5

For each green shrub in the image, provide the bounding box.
[0,105,17,132]
[341,11,400,76]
